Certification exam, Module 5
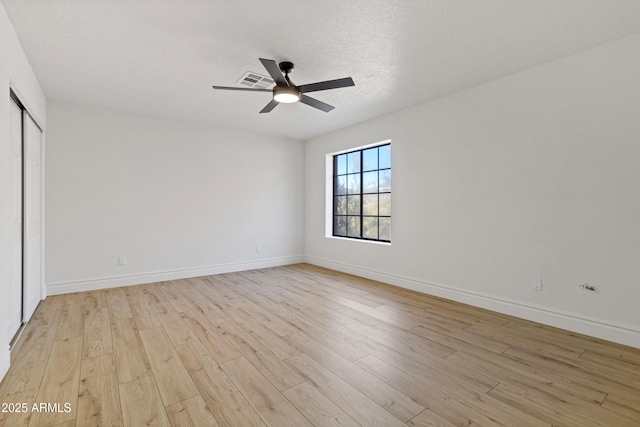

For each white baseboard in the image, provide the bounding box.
[47,256,305,295]
[0,345,10,384]
[305,256,640,349]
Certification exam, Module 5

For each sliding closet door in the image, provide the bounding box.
[8,98,23,340]
[23,112,43,321]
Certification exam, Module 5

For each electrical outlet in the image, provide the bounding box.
[118,255,127,265]
[255,245,259,253]
[533,278,542,292]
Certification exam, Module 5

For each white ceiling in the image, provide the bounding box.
[4,1,640,140]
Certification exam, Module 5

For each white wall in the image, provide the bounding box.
[0,4,46,379]
[45,101,304,294]
[305,33,640,348]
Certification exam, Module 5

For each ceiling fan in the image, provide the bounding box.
[212,58,355,113]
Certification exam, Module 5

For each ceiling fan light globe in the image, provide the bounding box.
[273,87,300,103]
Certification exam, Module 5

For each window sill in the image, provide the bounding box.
[326,236,391,246]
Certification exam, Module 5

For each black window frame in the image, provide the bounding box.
[332,143,391,243]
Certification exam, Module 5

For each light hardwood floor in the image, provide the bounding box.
[1,264,639,426]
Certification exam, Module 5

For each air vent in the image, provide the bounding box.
[237,72,275,89]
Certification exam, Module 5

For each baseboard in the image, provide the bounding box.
[0,345,10,384]
[305,256,640,349]
[47,256,305,295]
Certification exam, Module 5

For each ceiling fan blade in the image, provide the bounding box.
[259,99,279,114]
[259,58,288,87]
[298,77,354,93]
[300,94,334,112]
[212,85,271,92]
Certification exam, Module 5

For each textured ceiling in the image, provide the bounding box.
[3,0,640,140]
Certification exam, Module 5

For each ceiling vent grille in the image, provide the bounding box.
[237,72,275,89]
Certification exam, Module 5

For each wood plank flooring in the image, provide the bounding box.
[2,264,639,426]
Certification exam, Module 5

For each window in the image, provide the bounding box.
[333,143,391,242]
